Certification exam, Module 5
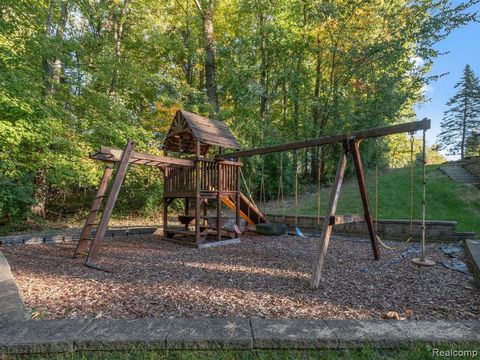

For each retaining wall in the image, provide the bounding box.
[0,226,159,246]
[266,214,476,242]
[462,157,480,181]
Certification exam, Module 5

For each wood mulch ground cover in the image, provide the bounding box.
[1,233,478,320]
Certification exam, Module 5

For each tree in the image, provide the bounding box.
[438,64,480,159]
[0,0,478,227]
[466,129,480,157]
[193,0,219,112]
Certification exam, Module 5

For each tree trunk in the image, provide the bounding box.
[203,8,218,111]
[311,35,322,183]
[177,0,195,86]
[461,97,468,159]
[42,0,55,95]
[194,0,218,112]
[32,169,48,218]
[259,13,268,141]
[109,0,129,96]
[43,0,68,95]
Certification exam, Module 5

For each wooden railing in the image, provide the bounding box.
[164,159,241,193]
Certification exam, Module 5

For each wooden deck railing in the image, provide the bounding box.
[164,159,241,193]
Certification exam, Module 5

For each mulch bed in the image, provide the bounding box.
[1,234,479,320]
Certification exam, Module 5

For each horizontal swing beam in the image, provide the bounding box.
[218,119,430,159]
[90,146,195,167]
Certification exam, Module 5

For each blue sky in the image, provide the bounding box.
[415,1,480,159]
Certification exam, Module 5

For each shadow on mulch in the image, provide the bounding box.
[1,234,478,321]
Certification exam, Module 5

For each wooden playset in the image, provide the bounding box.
[73,109,431,288]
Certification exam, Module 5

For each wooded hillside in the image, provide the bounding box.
[0,0,476,228]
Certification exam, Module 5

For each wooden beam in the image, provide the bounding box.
[86,140,135,268]
[195,141,201,245]
[90,147,194,167]
[311,147,348,289]
[217,162,222,242]
[219,119,430,159]
[73,165,114,257]
[350,140,380,260]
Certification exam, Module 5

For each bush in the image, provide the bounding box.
[0,176,35,226]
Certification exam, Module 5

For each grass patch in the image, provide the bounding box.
[10,344,480,360]
[266,165,480,235]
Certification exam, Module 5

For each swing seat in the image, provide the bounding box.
[294,227,309,241]
[233,223,249,236]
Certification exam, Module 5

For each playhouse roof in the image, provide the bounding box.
[162,110,241,155]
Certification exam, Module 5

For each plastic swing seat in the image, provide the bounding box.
[233,223,249,236]
[295,226,309,241]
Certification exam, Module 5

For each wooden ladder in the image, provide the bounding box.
[73,140,135,269]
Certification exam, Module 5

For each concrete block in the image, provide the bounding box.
[0,280,22,300]
[23,237,45,244]
[0,253,28,323]
[252,319,337,349]
[461,320,480,338]
[465,239,480,286]
[166,318,252,349]
[325,320,404,348]
[0,253,12,283]
[392,320,478,344]
[0,297,28,323]
[0,319,92,354]
[75,318,170,351]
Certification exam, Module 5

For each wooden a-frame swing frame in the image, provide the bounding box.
[220,118,431,289]
[73,112,430,289]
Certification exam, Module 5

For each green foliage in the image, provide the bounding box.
[466,129,480,157]
[423,145,447,165]
[0,0,477,228]
[270,164,480,234]
[438,64,480,159]
[0,176,35,226]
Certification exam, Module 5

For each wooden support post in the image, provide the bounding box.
[194,141,201,246]
[350,139,380,260]
[74,164,114,257]
[163,197,169,235]
[217,162,222,241]
[311,145,348,289]
[85,140,134,268]
[235,160,241,229]
[184,198,190,231]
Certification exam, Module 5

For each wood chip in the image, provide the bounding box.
[1,234,479,320]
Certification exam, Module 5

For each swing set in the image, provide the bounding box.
[219,118,434,289]
[73,109,434,288]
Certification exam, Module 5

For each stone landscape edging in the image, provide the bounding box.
[265,214,477,242]
[0,226,160,246]
[1,250,480,354]
[1,318,480,354]
[465,239,480,286]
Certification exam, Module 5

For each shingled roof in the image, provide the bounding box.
[162,110,241,155]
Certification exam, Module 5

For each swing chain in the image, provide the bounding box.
[317,146,322,227]
[276,153,285,221]
[240,168,257,213]
[295,168,298,226]
[407,131,415,241]
[421,129,427,259]
[374,138,379,234]
[260,161,265,206]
